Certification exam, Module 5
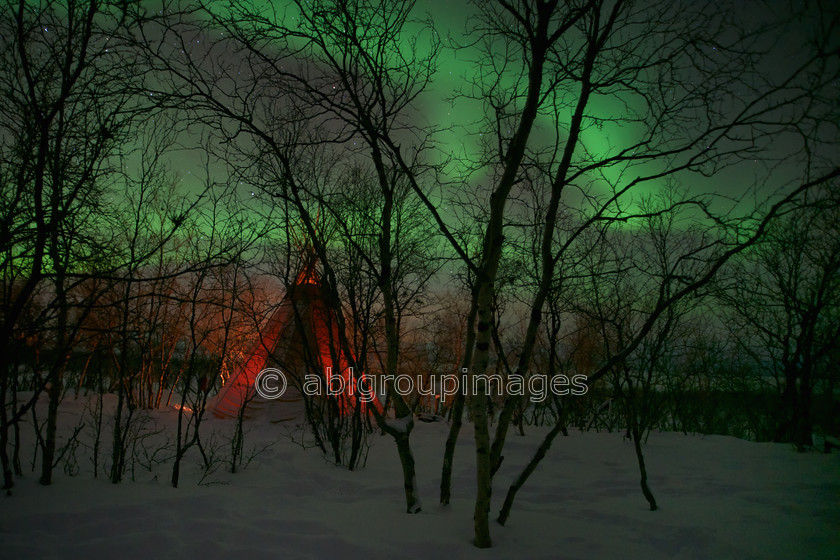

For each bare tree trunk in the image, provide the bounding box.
[92,364,105,478]
[171,386,187,487]
[40,269,68,486]
[0,378,12,490]
[623,366,657,511]
[111,278,133,485]
[394,430,421,513]
[38,371,62,485]
[630,422,657,511]
[440,375,466,505]
[497,417,565,525]
[470,281,499,549]
[440,289,478,505]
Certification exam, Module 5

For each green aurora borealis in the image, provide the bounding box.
[107,0,831,248]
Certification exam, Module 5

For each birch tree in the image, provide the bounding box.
[417,0,839,546]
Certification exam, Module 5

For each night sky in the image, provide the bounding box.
[157,0,833,235]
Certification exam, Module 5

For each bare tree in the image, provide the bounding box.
[138,0,443,512]
[716,190,840,449]
[408,0,840,547]
[0,0,159,488]
[571,202,704,512]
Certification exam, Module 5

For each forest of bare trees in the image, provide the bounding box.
[1,0,838,549]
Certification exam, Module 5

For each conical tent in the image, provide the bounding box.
[210,264,380,419]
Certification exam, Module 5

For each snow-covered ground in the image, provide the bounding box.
[0,396,838,559]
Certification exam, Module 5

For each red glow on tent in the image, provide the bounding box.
[295,259,319,286]
[211,262,382,418]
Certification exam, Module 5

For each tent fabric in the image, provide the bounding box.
[210,278,381,419]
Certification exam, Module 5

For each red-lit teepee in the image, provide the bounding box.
[210,256,381,419]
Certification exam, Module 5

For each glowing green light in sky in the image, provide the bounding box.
[171,0,798,237]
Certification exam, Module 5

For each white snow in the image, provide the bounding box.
[0,395,838,559]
